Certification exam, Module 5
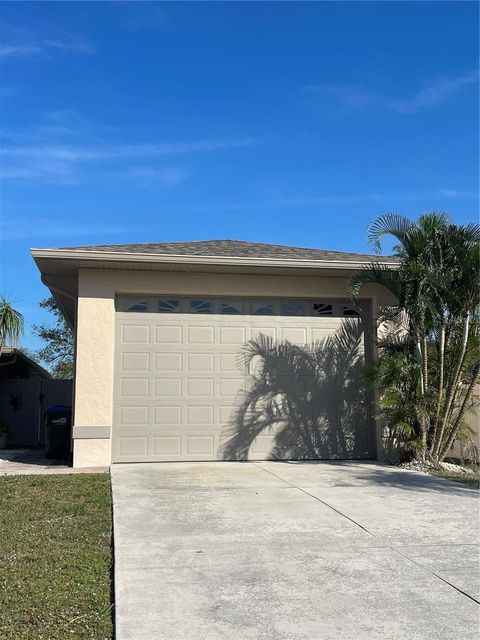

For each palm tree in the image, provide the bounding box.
[0,296,24,356]
[432,224,480,460]
[349,212,479,463]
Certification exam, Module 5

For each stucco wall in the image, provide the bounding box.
[73,266,397,467]
[73,438,111,468]
[449,384,480,462]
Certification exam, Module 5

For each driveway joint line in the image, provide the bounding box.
[395,543,479,548]
[390,545,480,605]
[253,463,480,605]
[252,463,375,536]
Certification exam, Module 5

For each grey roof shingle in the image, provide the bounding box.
[56,239,398,263]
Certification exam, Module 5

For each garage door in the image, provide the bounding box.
[112,296,374,462]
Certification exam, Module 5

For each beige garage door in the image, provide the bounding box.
[112,296,374,462]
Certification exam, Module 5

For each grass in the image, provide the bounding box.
[0,473,113,640]
[429,466,480,489]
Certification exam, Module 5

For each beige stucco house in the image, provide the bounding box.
[32,240,399,468]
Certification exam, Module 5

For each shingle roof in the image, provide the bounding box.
[56,239,399,263]
[0,348,52,379]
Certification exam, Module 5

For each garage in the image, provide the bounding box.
[112,295,375,462]
[32,239,398,467]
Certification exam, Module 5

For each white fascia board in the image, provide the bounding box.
[30,248,399,271]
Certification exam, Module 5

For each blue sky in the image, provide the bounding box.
[0,1,478,351]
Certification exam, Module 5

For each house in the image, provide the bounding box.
[0,348,72,447]
[31,240,399,467]
[0,349,52,447]
[0,347,52,380]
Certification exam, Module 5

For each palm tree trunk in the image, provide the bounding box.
[415,329,428,461]
[429,321,446,454]
[422,333,429,391]
[415,407,428,462]
[417,338,425,396]
[421,423,428,462]
[439,361,480,462]
[433,312,470,459]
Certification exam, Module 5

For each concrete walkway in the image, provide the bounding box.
[0,449,108,475]
[111,461,480,640]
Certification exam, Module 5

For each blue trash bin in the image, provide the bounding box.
[44,405,72,460]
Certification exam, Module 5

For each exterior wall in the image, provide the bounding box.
[72,267,397,467]
[73,438,111,468]
[74,272,115,466]
[449,384,480,462]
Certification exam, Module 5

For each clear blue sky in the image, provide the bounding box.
[0,1,478,351]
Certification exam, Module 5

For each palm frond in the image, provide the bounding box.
[461,222,480,242]
[347,262,401,299]
[417,211,453,234]
[367,213,413,254]
[376,305,408,329]
[0,297,24,352]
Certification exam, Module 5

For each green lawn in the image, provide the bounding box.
[0,473,113,640]
[430,467,480,489]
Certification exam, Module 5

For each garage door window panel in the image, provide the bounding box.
[282,301,305,316]
[220,300,243,314]
[190,299,213,314]
[157,299,180,313]
[313,303,333,316]
[124,298,149,312]
[342,304,361,317]
[119,297,368,319]
[251,301,274,315]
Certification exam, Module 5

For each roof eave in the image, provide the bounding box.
[30,248,399,271]
[0,348,53,379]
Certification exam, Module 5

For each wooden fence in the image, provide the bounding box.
[0,378,73,447]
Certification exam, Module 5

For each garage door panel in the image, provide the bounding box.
[218,378,245,398]
[113,304,374,462]
[250,434,277,456]
[119,436,148,457]
[121,352,150,372]
[187,325,215,344]
[186,353,215,372]
[186,435,215,455]
[186,405,215,425]
[152,435,182,456]
[154,325,182,344]
[154,353,182,372]
[218,352,241,372]
[153,406,182,425]
[186,377,215,397]
[219,404,237,424]
[154,378,182,397]
[248,326,277,340]
[219,326,247,345]
[120,377,150,398]
[120,324,151,345]
[118,405,150,426]
[279,326,309,345]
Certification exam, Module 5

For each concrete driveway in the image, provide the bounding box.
[111,462,479,640]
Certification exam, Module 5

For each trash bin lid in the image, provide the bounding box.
[45,405,72,413]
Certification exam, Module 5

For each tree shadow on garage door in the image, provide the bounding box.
[220,319,375,461]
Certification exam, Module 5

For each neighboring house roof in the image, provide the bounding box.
[38,239,400,265]
[0,348,52,380]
